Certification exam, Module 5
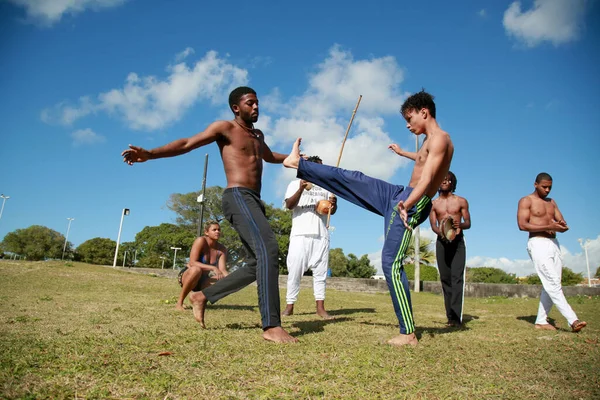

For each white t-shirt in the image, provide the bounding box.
[284,179,332,237]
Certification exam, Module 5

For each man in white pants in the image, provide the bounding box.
[517,172,587,332]
[283,155,337,319]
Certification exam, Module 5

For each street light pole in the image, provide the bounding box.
[578,238,592,287]
[112,208,130,267]
[62,217,75,260]
[170,247,181,270]
[0,194,10,222]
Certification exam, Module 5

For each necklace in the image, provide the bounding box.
[234,120,259,138]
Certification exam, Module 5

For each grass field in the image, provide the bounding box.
[1,260,598,399]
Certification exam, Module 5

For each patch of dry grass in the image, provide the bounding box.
[1,260,598,399]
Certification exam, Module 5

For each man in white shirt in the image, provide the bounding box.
[283,156,337,319]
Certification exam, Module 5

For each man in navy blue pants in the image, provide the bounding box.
[283,90,454,346]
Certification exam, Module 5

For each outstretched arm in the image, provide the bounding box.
[388,144,417,161]
[121,121,227,165]
[262,138,287,164]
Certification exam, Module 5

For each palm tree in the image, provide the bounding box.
[403,236,436,266]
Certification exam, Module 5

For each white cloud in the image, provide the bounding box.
[71,128,105,146]
[42,49,249,131]
[7,0,127,27]
[503,0,588,47]
[265,45,410,195]
[174,47,195,63]
[479,9,487,17]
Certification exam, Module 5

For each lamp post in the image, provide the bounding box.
[112,208,130,267]
[578,238,592,287]
[61,217,75,260]
[0,194,10,222]
[170,247,181,270]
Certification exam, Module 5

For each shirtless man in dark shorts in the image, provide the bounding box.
[517,172,587,332]
[121,86,297,343]
[282,90,454,346]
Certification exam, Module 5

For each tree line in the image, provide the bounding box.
[1,186,595,284]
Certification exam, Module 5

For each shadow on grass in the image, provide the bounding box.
[359,314,479,338]
[295,308,376,317]
[223,322,262,330]
[517,315,557,327]
[209,304,257,311]
[291,317,353,336]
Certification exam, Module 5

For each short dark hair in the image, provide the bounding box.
[307,155,322,163]
[229,86,256,112]
[204,220,220,233]
[401,89,436,118]
[535,172,552,183]
[447,171,457,192]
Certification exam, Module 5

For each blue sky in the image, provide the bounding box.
[1,0,598,277]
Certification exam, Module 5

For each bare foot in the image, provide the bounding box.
[283,138,302,169]
[316,301,334,320]
[174,303,186,312]
[535,323,557,331]
[571,320,587,332]
[189,291,207,329]
[282,304,294,316]
[317,310,334,320]
[262,326,298,343]
[387,333,418,347]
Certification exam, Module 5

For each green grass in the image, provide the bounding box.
[1,260,599,399]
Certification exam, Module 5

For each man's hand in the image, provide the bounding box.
[388,144,403,156]
[551,220,569,233]
[299,180,310,191]
[122,145,150,165]
[396,200,411,230]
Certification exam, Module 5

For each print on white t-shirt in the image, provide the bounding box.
[284,179,331,237]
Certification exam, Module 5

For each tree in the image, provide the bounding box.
[595,266,600,279]
[75,237,117,265]
[403,263,440,281]
[133,223,195,269]
[346,253,376,278]
[466,267,517,284]
[265,205,292,273]
[1,225,69,261]
[329,248,349,277]
[523,267,584,286]
[561,267,584,286]
[327,248,375,278]
[404,236,436,266]
[166,186,292,271]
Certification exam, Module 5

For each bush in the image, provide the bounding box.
[467,267,517,284]
[523,267,584,286]
[403,263,439,281]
